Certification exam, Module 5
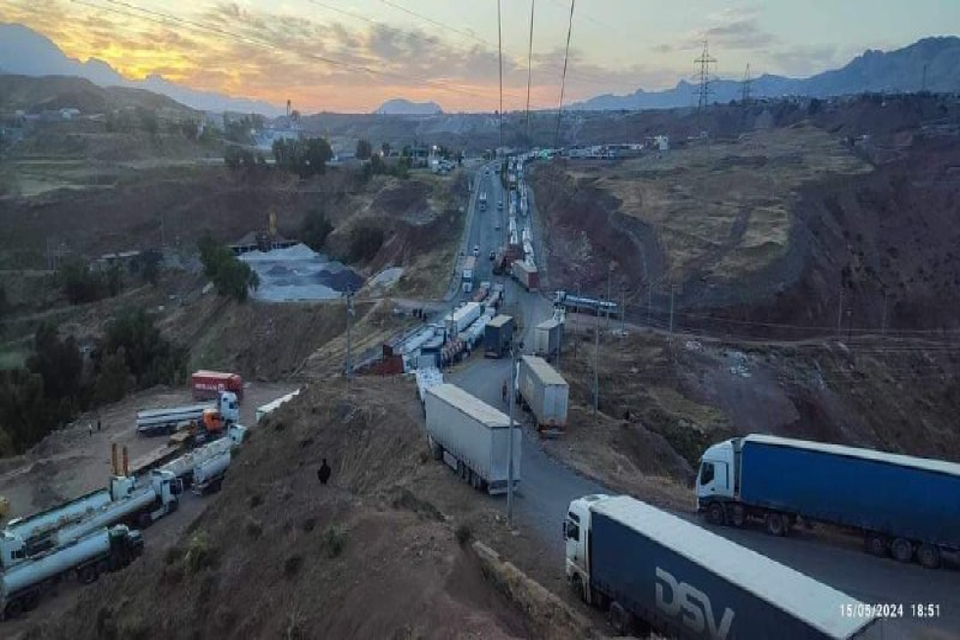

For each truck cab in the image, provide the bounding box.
[0,531,28,570]
[216,391,240,424]
[564,494,609,603]
[696,439,737,511]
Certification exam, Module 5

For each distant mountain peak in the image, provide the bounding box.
[374,98,443,115]
[0,22,284,115]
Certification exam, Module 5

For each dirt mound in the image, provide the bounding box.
[29,378,539,640]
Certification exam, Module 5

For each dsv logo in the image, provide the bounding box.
[656,567,735,639]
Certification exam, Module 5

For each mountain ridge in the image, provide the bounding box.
[571,36,960,111]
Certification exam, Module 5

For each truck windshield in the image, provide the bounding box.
[699,462,715,485]
[565,520,580,541]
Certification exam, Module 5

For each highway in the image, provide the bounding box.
[442,158,960,639]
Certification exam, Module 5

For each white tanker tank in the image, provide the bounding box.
[1,525,143,619]
[192,451,231,495]
[160,437,232,480]
[5,489,111,544]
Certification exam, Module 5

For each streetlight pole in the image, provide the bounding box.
[507,337,522,523]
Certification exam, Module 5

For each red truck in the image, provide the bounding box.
[191,371,243,401]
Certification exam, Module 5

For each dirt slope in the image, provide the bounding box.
[23,377,549,640]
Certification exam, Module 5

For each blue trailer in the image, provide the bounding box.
[565,495,882,639]
[697,434,960,569]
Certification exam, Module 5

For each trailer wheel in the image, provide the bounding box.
[764,513,788,537]
[917,543,941,570]
[706,503,726,526]
[4,598,24,620]
[864,533,888,557]
[891,538,914,563]
[609,601,633,635]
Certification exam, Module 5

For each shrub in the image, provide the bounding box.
[300,209,334,252]
[322,526,345,558]
[455,523,472,547]
[185,531,217,573]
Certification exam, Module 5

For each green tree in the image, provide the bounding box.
[301,137,333,177]
[94,350,131,405]
[103,307,186,388]
[381,142,391,156]
[0,368,51,452]
[106,262,124,297]
[356,138,372,160]
[300,209,334,252]
[198,237,260,302]
[137,108,159,136]
[58,257,105,304]
[27,323,82,402]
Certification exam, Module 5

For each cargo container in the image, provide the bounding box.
[517,356,568,435]
[511,260,539,292]
[697,434,960,569]
[444,302,481,336]
[191,370,243,401]
[484,315,514,358]
[532,319,561,360]
[565,494,884,639]
[424,384,520,495]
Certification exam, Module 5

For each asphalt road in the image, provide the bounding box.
[442,158,960,640]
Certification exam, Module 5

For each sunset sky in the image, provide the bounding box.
[2,0,958,113]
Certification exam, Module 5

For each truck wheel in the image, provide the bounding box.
[917,543,941,570]
[706,503,726,527]
[570,574,585,602]
[21,591,40,612]
[609,601,633,635]
[764,513,788,537]
[4,598,24,619]
[864,533,888,557]
[891,538,914,563]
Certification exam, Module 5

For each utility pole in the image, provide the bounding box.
[741,64,752,104]
[507,337,522,523]
[669,285,676,334]
[881,292,888,335]
[497,0,504,151]
[606,264,613,329]
[593,309,600,420]
[694,40,716,134]
[837,285,844,340]
[345,288,355,379]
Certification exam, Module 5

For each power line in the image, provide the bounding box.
[555,0,575,148]
[497,0,504,148]
[525,0,536,140]
[694,39,716,111]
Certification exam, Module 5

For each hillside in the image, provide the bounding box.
[0,74,196,116]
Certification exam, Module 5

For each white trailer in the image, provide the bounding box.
[424,384,520,495]
[518,355,569,435]
[532,319,562,360]
[136,391,239,436]
[256,389,301,422]
[191,451,231,496]
[1,525,143,620]
[4,489,111,547]
[48,470,180,549]
[444,302,481,336]
[415,367,443,408]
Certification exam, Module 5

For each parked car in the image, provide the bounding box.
[489,250,496,260]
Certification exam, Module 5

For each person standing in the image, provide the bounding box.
[317,458,331,485]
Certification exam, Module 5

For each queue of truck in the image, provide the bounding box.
[0,371,256,621]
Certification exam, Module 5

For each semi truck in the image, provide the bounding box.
[190,451,231,496]
[532,318,562,360]
[4,489,111,549]
[479,190,487,211]
[130,421,246,477]
[136,390,239,437]
[511,260,539,292]
[484,314,514,358]
[191,370,243,401]
[1,525,143,620]
[696,434,960,569]
[159,436,235,482]
[444,302,481,337]
[554,290,618,316]
[517,356,568,436]
[424,384,520,495]
[565,494,884,639]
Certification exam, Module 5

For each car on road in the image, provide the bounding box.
[498,200,503,210]
[495,222,500,230]
[489,251,496,260]
[473,245,480,257]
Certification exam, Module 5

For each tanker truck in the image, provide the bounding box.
[136,390,239,438]
[1,525,143,620]
[3,489,111,550]
[190,451,231,496]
